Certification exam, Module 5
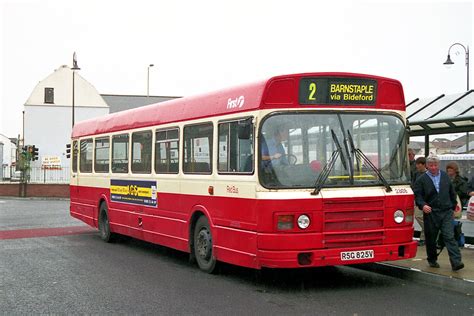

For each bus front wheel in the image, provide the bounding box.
[99,203,116,243]
[193,216,217,273]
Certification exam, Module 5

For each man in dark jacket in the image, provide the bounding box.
[413,155,464,271]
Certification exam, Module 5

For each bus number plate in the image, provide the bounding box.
[340,250,374,261]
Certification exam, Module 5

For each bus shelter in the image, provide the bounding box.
[407,90,474,155]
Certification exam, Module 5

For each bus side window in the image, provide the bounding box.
[183,123,213,174]
[94,136,110,173]
[218,118,254,173]
[131,130,152,174]
[112,134,129,173]
[79,138,93,173]
[155,128,179,174]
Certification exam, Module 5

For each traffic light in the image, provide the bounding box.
[31,145,39,161]
[66,143,71,158]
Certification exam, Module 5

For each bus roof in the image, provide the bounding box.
[72,72,405,138]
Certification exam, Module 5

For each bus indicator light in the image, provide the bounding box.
[405,209,414,223]
[277,215,294,230]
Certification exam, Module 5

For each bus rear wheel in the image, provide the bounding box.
[99,202,116,243]
[193,216,217,273]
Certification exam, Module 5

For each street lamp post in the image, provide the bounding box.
[71,52,81,127]
[147,64,154,97]
[443,43,470,152]
[443,43,470,91]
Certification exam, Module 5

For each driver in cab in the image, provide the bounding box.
[261,125,289,167]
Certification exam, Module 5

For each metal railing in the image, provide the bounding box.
[1,166,70,184]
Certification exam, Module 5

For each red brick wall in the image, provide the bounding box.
[0,184,69,198]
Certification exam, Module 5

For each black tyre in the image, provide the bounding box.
[193,216,217,273]
[98,202,116,243]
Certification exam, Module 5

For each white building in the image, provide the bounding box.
[0,133,17,179]
[24,65,109,168]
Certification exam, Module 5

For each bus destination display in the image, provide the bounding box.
[299,77,377,105]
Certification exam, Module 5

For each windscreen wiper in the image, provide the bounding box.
[347,131,392,192]
[387,127,407,179]
[311,130,344,196]
[337,115,354,184]
[347,129,361,172]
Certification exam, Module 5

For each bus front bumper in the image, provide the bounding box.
[257,241,418,268]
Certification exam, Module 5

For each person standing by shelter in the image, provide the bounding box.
[465,176,474,200]
[412,157,427,245]
[446,161,469,208]
[413,155,464,271]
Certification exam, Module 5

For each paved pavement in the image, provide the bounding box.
[387,243,474,281]
[357,242,474,295]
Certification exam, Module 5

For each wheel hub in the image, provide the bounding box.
[196,229,211,260]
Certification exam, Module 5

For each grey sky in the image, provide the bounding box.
[1,0,473,137]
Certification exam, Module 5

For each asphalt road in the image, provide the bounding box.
[1,198,473,315]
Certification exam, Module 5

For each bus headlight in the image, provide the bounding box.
[394,210,404,224]
[297,214,310,229]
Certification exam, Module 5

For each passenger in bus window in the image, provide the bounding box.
[261,125,289,167]
[412,156,426,245]
[414,155,464,271]
[446,161,469,208]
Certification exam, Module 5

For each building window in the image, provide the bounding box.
[44,88,54,104]
[79,139,93,173]
[218,118,254,173]
[183,123,213,174]
[112,134,129,173]
[155,128,179,174]
[94,137,110,173]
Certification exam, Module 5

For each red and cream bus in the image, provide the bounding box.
[70,72,417,272]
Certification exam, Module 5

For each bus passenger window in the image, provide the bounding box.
[79,139,93,173]
[72,140,78,173]
[94,137,110,173]
[132,130,152,174]
[112,134,129,173]
[183,123,213,174]
[155,128,179,174]
[218,119,254,173]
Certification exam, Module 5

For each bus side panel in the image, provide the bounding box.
[213,226,258,268]
[70,184,98,228]
[141,192,190,253]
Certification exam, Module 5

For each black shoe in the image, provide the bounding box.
[418,240,425,246]
[428,261,440,268]
[452,262,464,271]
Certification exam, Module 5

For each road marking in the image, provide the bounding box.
[0,226,96,240]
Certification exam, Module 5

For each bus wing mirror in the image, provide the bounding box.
[238,119,252,140]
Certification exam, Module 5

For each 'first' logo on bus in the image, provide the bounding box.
[227,96,245,109]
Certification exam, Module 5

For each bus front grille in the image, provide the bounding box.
[323,199,385,248]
